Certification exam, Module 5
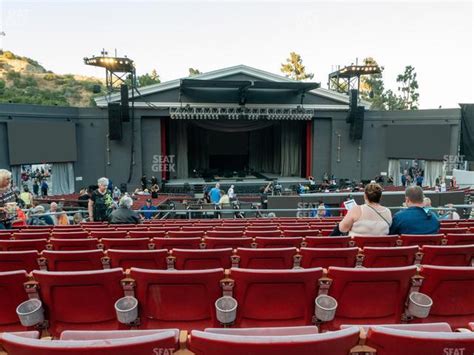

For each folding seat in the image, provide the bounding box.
[245,230,281,238]
[416,265,474,329]
[53,226,84,232]
[234,247,298,269]
[101,238,152,250]
[50,231,90,239]
[0,329,180,355]
[365,326,474,355]
[168,230,205,238]
[0,270,30,331]
[420,245,474,266]
[439,227,468,235]
[444,233,474,245]
[362,246,419,268]
[279,224,309,231]
[32,268,125,337]
[49,238,100,251]
[213,227,246,234]
[282,229,319,237]
[24,226,53,231]
[0,231,13,240]
[182,226,214,232]
[0,239,49,252]
[152,237,203,250]
[189,326,360,355]
[230,268,324,327]
[305,236,351,248]
[254,237,303,248]
[148,226,181,232]
[299,247,359,269]
[12,231,51,240]
[130,268,223,330]
[339,322,453,332]
[0,251,40,272]
[247,224,279,230]
[320,229,335,236]
[171,248,233,270]
[323,266,417,330]
[115,226,149,232]
[107,249,168,270]
[89,230,129,239]
[352,235,399,248]
[129,230,166,238]
[399,234,444,246]
[457,222,474,229]
[41,250,106,271]
[204,237,253,249]
[206,230,244,238]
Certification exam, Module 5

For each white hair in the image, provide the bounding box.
[0,169,12,189]
[97,177,109,187]
[119,195,133,209]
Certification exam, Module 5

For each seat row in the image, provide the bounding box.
[1,323,474,355]
[0,265,472,337]
[1,245,473,273]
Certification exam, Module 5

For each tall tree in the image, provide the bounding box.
[136,69,160,87]
[360,57,385,110]
[280,52,314,81]
[396,65,419,110]
[188,68,201,76]
[383,89,405,110]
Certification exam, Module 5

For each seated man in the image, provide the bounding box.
[141,198,157,220]
[389,186,440,235]
[109,196,140,224]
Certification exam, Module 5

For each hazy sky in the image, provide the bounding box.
[1,0,472,108]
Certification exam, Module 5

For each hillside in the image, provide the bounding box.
[0,50,105,107]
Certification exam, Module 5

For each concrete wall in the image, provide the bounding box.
[0,103,461,192]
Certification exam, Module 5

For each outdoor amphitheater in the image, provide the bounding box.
[0,1,473,354]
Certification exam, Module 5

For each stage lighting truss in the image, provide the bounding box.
[169,106,314,120]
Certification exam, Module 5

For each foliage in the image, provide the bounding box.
[188,68,201,76]
[137,69,160,87]
[396,65,419,110]
[280,52,314,81]
[360,57,386,110]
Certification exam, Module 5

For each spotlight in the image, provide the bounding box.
[84,55,134,72]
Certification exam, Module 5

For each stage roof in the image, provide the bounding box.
[180,79,320,92]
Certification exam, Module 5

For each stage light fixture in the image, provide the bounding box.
[84,55,134,72]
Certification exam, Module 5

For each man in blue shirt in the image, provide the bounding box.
[209,183,221,204]
[389,186,440,235]
[141,198,157,220]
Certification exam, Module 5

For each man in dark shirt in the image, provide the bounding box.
[389,186,440,235]
[141,198,157,220]
[109,195,140,224]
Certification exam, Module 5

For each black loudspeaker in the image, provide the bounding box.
[108,102,122,140]
[350,106,365,140]
[346,89,359,123]
[120,84,130,122]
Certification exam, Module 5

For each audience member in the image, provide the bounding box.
[141,198,157,220]
[49,202,59,224]
[27,205,54,226]
[219,190,230,205]
[0,169,17,230]
[41,179,49,196]
[19,186,34,208]
[109,195,140,224]
[88,177,114,222]
[337,183,392,236]
[209,183,221,204]
[389,186,440,235]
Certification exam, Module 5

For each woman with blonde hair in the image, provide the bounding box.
[0,169,18,229]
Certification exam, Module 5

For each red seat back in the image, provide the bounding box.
[129,230,166,239]
[50,231,90,239]
[101,238,151,250]
[399,234,443,246]
[236,248,297,269]
[168,231,205,238]
[362,246,419,268]
[444,233,474,245]
[206,230,244,238]
[0,270,29,332]
[254,237,303,248]
[107,249,168,270]
[300,247,358,268]
[352,235,399,248]
[89,231,129,239]
[421,245,474,266]
[204,237,253,249]
[0,239,49,252]
[172,248,233,270]
[50,238,100,251]
[152,238,203,250]
[245,230,281,238]
[0,251,40,272]
[12,232,50,240]
[305,236,350,248]
[42,250,105,271]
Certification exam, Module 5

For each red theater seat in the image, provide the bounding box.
[0,251,40,272]
[12,232,50,240]
[305,236,351,248]
[168,230,205,238]
[50,231,90,239]
[204,237,253,249]
[299,247,359,268]
[323,266,417,330]
[420,245,474,266]
[0,329,179,355]
[245,230,281,238]
[189,326,360,355]
[230,268,323,327]
[101,238,152,250]
[254,237,303,248]
[362,246,419,268]
[41,250,105,271]
[444,233,474,245]
[171,248,233,270]
[352,235,399,248]
[235,247,297,269]
[130,268,223,330]
[107,249,168,270]
[49,238,100,251]
[399,234,443,246]
[33,268,125,337]
[282,229,319,237]
[0,270,30,331]
[0,239,49,252]
[206,230,244,238]
[439,227,468,234]
[366,326,474,355]
[129,230,166,239]
[152,237,203,250]
[416,265,474,329]
[89,230,129,239]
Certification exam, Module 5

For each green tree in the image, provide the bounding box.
[396,65,419,110]
[383,89,405,110]
[360,57,385,110]
[280,52,314,81]
[137,69,160,87]
[188,68,201,76]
